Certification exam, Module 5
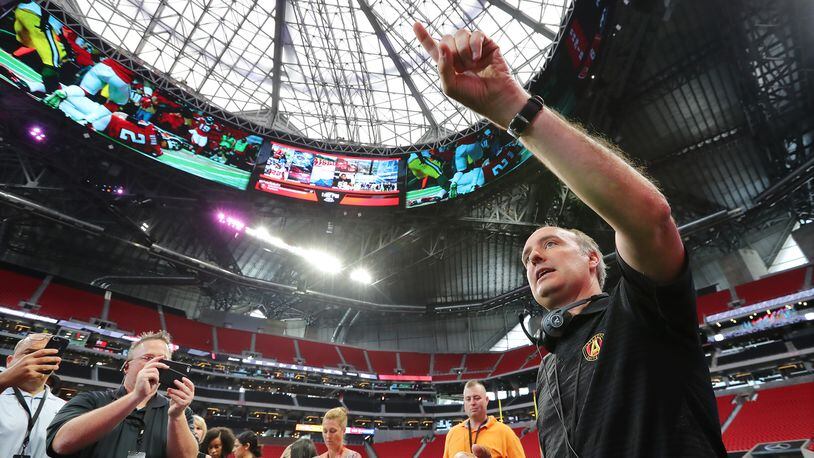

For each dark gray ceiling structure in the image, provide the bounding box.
[0,0,812,349]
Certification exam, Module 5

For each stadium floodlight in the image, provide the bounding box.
[231,218,344,274]
[247,226,288,250]
[216,211,246,232]
[306,250,342,274]
[806,312,814,321]
[350,267,373,285]
[28,126,45,142]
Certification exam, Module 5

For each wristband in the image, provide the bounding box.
[507,95,545,139]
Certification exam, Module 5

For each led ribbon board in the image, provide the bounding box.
[253,142,400,206]
[0,2,261,189]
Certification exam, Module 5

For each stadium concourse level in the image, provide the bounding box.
[0,261,813,454]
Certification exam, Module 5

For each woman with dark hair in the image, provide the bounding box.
[234,430,262,458]
[200,427,236,458]
[281,437,318,458]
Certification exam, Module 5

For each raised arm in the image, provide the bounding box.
[414,24,684,283]
[166,377,199,457]
[50,358,165,455]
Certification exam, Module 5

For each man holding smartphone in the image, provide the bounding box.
[0,332,66,458]
[46,330,199,457]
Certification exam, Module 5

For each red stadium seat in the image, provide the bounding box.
[418,434,446,458]
[298,339,343,368]
[723,382,814,452]
[463,352,501,372]
[696,289,732,323]
[460,371,491,381]
[433,353,465,374]
[734,267,807,306]
[520,429,542,458]
[716,394,736,424]
[163,313,213,351]
[37,282,103,322]
[255,332,297,364]
[367,349,398,374]
[339,345,370,372]
[373,437,423,458]
[399,351,431,375]
[491,346,538,376]
[216,327,252,355]
[260,444,287,456]
[0,269,42,308]
[106,298,161,335]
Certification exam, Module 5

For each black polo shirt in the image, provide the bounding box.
[535,254,726,457]
[46,386,194,458]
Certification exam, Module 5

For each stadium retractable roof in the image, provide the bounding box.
[57,0,568,147]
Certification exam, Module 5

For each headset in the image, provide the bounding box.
[518,293,608,457]
[519,293,608,351]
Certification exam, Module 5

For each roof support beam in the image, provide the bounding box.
[195,0,260,93]
[355,0,439,131]
[134,0,169,54]
[268,0,289,126]
[166,0,215,76]
[482,0,557,40]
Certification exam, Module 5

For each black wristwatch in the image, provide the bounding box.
[506,95,545,139]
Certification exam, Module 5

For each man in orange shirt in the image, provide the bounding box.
[443,380,525,458]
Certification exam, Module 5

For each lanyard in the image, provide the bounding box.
[467,418,488,453]
[12,388,48,454]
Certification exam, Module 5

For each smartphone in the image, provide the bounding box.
[44,335,69,356]
[41,335,69,374]
[158,359,191,390]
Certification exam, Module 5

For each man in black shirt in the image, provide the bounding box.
[414,23,726,457]
[46,331,199,457]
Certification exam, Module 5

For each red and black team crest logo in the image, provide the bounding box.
[582,332,604,361]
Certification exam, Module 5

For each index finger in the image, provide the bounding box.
[413,22,439,63]
[471,30,485,61]
[144,358,168,370]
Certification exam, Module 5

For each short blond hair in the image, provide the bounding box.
[192,415,207,442]
[323,407,348,429]
[127,330,173,360]
[464,380,486,393]
[564,228,607,289]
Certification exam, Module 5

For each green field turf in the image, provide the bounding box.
[0,48,251,189]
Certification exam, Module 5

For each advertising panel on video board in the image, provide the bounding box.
[254,141,401,206]
[0,2,260,189]
[405,128,532,208]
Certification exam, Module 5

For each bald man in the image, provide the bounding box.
[0,333,65,458]
[443,380,525,458]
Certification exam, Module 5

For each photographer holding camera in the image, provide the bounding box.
[46,331,198,457]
